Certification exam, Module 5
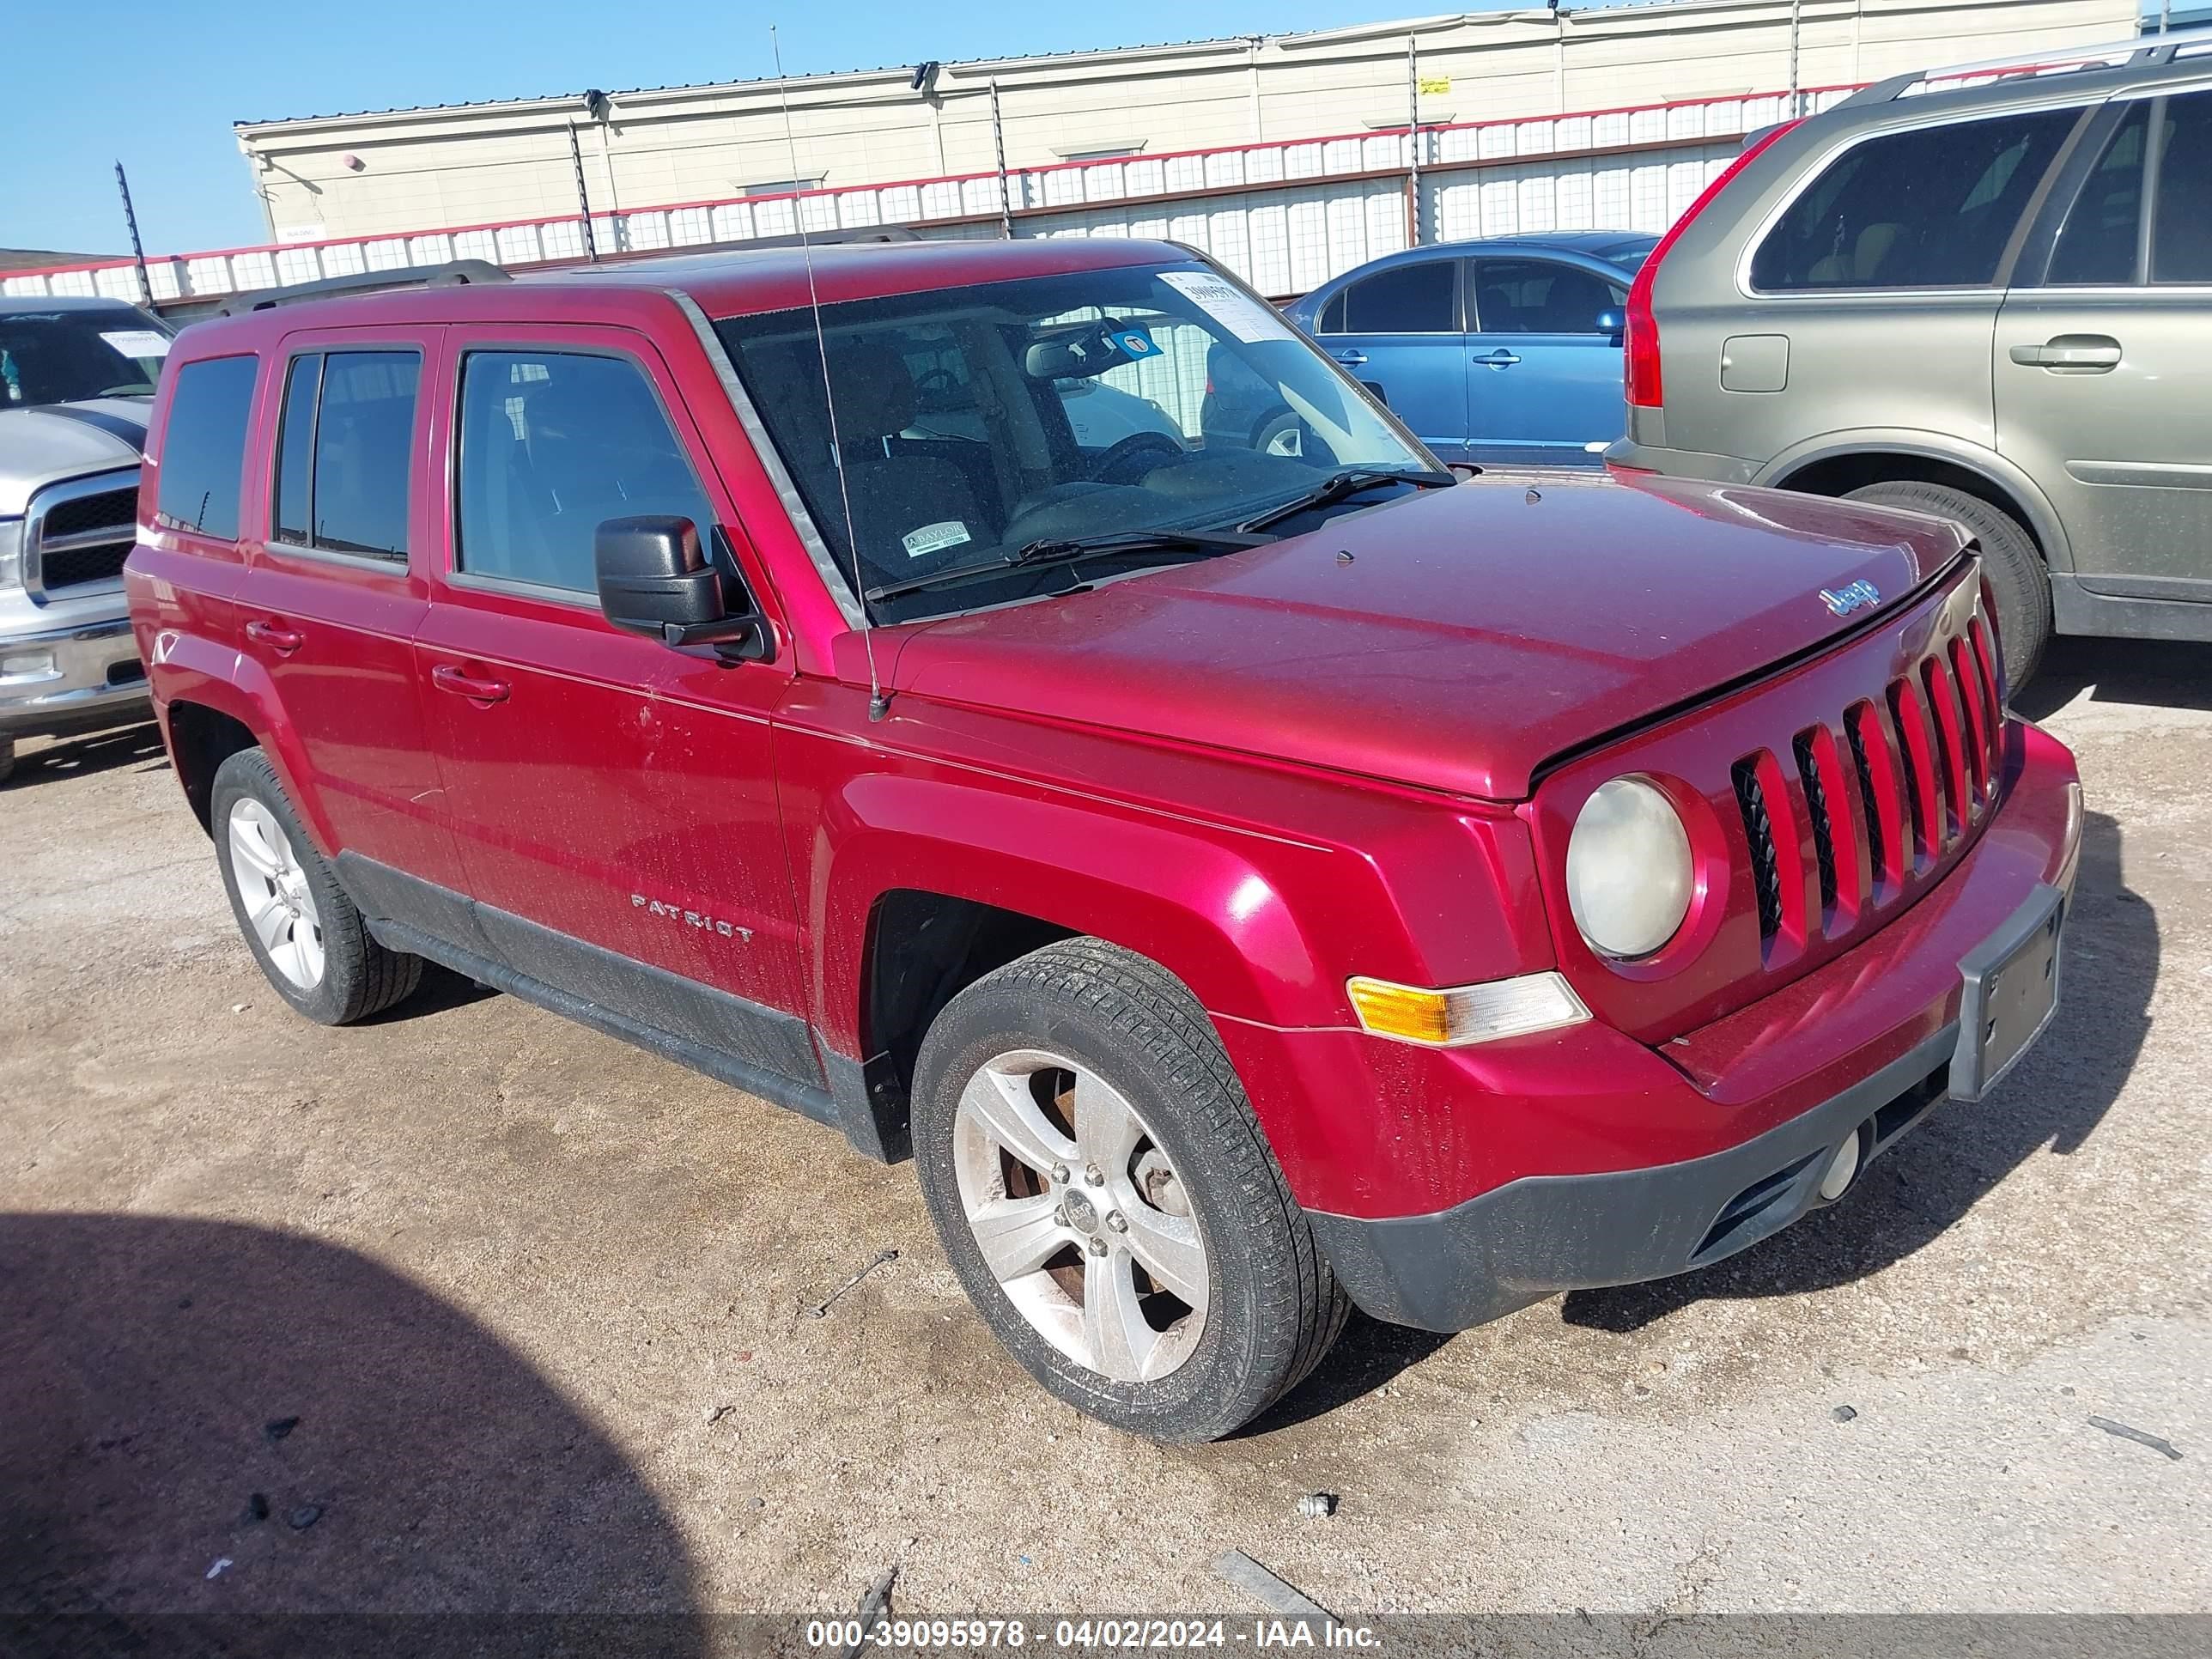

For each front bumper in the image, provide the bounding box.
[0,615,151,739]
[1297,729,2081,1333]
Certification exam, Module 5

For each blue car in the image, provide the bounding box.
[1281,232,1656,467]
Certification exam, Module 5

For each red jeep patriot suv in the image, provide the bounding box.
[128,241,2081,1441]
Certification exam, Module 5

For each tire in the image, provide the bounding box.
[1252,409,1305,459]
[911,937,1348,1443]
[0,738,15,787]
[1844,480,2050,692]
[210,748,422,1025]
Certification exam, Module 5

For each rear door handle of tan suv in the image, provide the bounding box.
[2009,336,2121,372]
[430,664,511,703]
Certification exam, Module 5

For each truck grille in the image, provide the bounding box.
[27,477,138,595]
[1731,608,2005,949]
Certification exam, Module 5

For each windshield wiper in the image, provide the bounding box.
[1237,466,1455,533]
[863,527,1267,605]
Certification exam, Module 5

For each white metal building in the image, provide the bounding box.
[1,0,2140,307]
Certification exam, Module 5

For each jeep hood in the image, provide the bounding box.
[873,471,1967,801]
[0,398,149,517]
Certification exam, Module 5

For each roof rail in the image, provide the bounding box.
[212,258,510,316]
[1839,23,2212,107]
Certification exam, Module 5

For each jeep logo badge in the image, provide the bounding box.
[1820,579,1881,617]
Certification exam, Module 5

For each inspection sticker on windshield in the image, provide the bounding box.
[1109,328,1162,360]
[902,520,972,559]
[100,330,171,359]
[1158,270,1287,344]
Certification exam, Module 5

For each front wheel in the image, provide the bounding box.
[1844,480,2050,691]
[911,939,1347,1442]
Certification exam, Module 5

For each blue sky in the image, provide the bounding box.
[5,0,1519,259]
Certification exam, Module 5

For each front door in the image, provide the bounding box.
[1997,88,2212,604]
[1463,257,1628,466]
[413,325,817,1085]
[1310,257,1469,458]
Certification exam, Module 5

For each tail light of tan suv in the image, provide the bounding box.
[1626,119,1800,409]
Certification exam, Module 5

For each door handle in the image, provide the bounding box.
[1330,350,1369,367]
[431,663,511,703]
[1474,349,1522,368]
[2008,336,2121,371]
[244,618,305,655]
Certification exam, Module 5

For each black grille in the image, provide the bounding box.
[40,487,137,539]
[1732,757,1784,942]
[1845,708,1881,853]
[1793,731,1838,915]
[39,543,131,589]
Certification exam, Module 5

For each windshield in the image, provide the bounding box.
[0,308,173,406]
[714,262,1435,622]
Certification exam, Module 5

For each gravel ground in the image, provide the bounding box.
[1,636,2206,1627]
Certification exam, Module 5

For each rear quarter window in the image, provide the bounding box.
[154,356,259,540]
[1751,108,2080,290]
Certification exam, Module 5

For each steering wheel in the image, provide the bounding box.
[910,367,963,400]
[1089,431,1183,487]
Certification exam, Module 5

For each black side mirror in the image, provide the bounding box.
[595,515,769,660]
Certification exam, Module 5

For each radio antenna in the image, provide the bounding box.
[772,24,887,721]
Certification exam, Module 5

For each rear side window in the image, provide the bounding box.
[1470,259,1625,333]
[2047,104,2150,285]
[270,349,419,559]
[2151,89,2212,283]
[1752,109,2079,290]
[154,356,258,540]
[455,349,713,596]
[1335,262,1457,333]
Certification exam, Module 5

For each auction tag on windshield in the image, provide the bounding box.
[1158,270,1287,344]
[100,330,171,359]
[1110,328,1162,360]
[902,520,971,559]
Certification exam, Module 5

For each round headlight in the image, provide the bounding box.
[1565,777,1694,960]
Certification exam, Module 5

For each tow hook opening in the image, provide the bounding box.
[1816,1121,1873,1204]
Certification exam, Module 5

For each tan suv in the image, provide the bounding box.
[1607,27,2212,689]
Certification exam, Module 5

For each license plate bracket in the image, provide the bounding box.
[1949,883,2066,1102]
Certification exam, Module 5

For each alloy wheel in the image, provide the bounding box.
[228,797,325,989]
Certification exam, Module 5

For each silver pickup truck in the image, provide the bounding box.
[0,296,169,783]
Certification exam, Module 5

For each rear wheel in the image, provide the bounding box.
[0,738,15,786]
[911,938,1347,1442]
[210,749,422,1025]
[1844,480,2050,691]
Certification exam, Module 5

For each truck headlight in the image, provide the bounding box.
[1565,776,1694,959]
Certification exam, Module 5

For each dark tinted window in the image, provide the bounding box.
[2047,104,2148,284]
[307,351,417,558]
[1471,259,1624,333]
[0,307,171,406]
[1753,109,2078,289]
[2151,89,2212,283]
[271,355,319,544]
[154,356,258,540]
[1318,292,1347,332]
[1340,261,1457,332]
[456,350,712,595]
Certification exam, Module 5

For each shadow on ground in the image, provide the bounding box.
[1561,809,2150,1333]
[3,724,166,789]
[2014,636,2212,722]
[0,1213,702,1650]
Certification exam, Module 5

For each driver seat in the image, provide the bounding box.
[824,341,984,586]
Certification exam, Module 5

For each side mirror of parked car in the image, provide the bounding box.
[595,515,770,661]
[1594,308,1626,342]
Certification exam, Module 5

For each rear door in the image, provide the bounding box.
[413,324,817,1084]
[1996,87,2212,603]
[236,328,465,892]
[1309,258,1469,458]
[1463,256,1628,465]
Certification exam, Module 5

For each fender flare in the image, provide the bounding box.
[806,772,1348,1060]
[1757,428,2075,574]
[149,636,332,852]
